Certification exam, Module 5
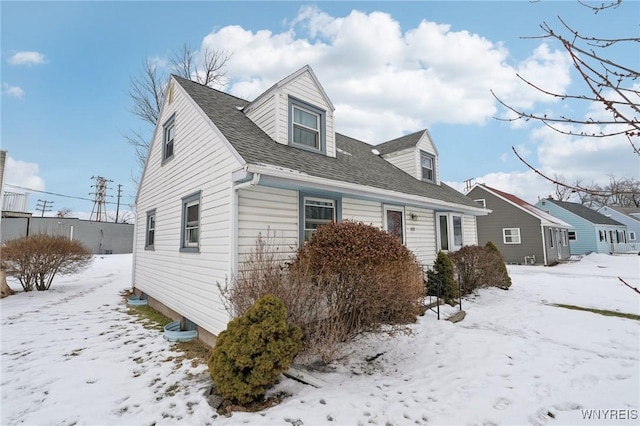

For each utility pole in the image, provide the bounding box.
[89,176,112,222]
[36,199,53,217]
[115,184,122,223]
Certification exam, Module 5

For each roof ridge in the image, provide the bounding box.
[172,74,250,103]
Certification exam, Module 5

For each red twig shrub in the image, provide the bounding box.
[289,221,425,360]
[1,234,93,291]
[448,243,512,295]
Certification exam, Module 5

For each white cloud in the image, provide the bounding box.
[7,51,47,66]
[199,6,572,143]
[448,170,557,205]
[4,156,45,191]
[2,83,25,99]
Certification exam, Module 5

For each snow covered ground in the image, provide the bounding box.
[1,253,638,425]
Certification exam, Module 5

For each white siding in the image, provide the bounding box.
[342,198,383,228]
[245,94,276,140]
[406,207,436,267]
[382,148,417,178]
[134,80,242,336]
[343,198,437,267]
[462,214,478,246]
[237,186,299,267]
[276,72,336,158]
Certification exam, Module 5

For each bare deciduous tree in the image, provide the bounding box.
[552,174,640,207]
[494,1,639,199]
[56,207,74,218]
[126,43,231,178]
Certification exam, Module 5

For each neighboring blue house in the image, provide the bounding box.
[535,198,628,255]
[598,206,640,252]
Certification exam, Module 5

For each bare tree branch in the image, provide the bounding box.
[493,10,639,155]
[125,43,231,184]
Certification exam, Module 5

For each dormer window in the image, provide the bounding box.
[421,151,435,182]
[289,97,325,154]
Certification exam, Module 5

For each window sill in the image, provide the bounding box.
[180,246,199,253]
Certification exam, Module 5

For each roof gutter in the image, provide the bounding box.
[243,164,489,216]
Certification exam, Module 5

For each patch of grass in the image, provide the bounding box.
[551,304,640,321]
[128,305,172,331]
[173,340,212,368]
[165,383,180,396]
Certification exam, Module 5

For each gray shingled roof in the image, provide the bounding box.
[545,199,624,226]
[375,130,424,155]
[607,206,640,220]
[174,76,480,209]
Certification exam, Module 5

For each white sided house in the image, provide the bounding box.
[133,65,488,345]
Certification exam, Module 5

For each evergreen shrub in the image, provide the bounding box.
[208,294,301,405]
[429,250,458,302]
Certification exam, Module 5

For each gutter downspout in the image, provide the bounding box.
[131,206,137,290]
[540,224,548,266]
[229,172,261,281]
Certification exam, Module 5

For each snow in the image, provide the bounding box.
[1,253,638,425]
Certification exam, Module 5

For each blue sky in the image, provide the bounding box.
[2,0,638,219]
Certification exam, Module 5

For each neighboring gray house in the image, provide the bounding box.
[598,206,640,253]
[1,216,134,254]
[133,65,488,345]
[535,198,628,255]
[468,184,572,265]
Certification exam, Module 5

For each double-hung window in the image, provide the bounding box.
[301,195,339,243]
[420,151,435,183]
[568,231,577,241]
[163,114,175,161]
[289,98,325,153]
[181,192,200,252]
[145,210,156,249]
[503,228,521,244]
[384,206,405,244]
[303,197,335,242]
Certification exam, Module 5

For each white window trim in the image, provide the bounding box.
[503,227,521,245]
[474,199,486,208]
[568,230,577,241]
[436,212,464,252]
[383,205,406,244]
[630,231,637,241]
[300,195,339,244]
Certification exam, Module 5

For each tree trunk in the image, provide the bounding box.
[1,269,15,298]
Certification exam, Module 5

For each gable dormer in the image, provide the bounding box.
[376,129,440,185]
[243,65,336,158]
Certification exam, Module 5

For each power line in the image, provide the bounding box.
[4,183,130,206]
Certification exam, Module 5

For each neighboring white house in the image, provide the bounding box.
[598,206,640,253]
[133,65,488,345]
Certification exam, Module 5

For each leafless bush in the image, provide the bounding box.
[220,224,425,364]
[1,234,93,292]
[449,244,512,294]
